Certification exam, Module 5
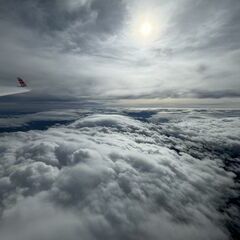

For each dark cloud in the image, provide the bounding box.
[191,90,240,99]
[1,0,86,32]
[0,0,88,32]
[0,0,126,37]
[0,109,239,240]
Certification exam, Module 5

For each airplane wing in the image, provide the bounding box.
[0,78,30,97]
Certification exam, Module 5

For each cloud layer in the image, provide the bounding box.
[0,0,239,103]
[0,109,239,240]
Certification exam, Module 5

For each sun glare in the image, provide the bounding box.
[139,21,153,37]
[128,9,161,46]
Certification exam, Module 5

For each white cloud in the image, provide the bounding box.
[0,110,239,239]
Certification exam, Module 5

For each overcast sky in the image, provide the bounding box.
[0,0,240,106]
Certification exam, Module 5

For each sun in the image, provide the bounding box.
[139,21,153,37]
[135,18,156,44]
[128,11,160,45]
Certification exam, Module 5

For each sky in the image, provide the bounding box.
[0,0,240,107]
[0,2,240,238]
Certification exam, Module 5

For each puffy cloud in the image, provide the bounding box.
[9,162,58,196]
[149,109,240,163]
[71,114,145,130]
[0,109,239,239]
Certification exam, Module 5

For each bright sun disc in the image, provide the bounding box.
[129,11,161,45]
[139,22,153,37]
